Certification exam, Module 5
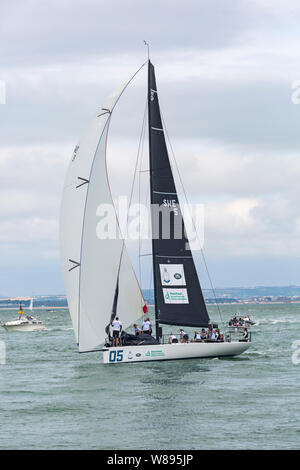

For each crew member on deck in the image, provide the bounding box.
[169,333,178,344]
[242,328,249,341]
[201,329,207,340]
[194,331,202,342]
[207,327,216,341]
[133,323,141,336]
[111,316,122,346]
[18,304,24,320]
[179,329,189,343]
[142,317,152,335]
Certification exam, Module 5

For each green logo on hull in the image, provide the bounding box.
[145,350,165,357]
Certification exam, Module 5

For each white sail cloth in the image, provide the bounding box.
[60,79,145,352]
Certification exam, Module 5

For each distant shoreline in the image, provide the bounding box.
[1,301,300,311]
[0,306,67,310]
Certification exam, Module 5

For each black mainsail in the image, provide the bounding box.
[148,61,210,335]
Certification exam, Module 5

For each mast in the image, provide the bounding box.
[148,60,210,332]
[147,60,160,340]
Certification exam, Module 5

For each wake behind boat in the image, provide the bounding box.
[2,302,45,332]
[60,53,251,364]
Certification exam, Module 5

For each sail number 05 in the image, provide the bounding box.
[109,350,124,363]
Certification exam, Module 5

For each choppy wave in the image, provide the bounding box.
[0,304,299,450]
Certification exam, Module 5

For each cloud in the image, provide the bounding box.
[0,0,256,66]
[1,0,300,293]
[0,145,69,273]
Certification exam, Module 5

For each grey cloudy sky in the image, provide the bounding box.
[1,0,300,295]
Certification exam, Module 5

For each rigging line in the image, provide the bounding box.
[115,98,148,287]
[138,99,148,303]
[107,103,147,329]
[161,113,225,327]
[147,262,153,306]
[139,166,151,300]
[138,113,151,302]
[140,100,150,305]
[138,161,150,253]
[138,99,152,310]
[139,168,151,304]
[138,141,142,297]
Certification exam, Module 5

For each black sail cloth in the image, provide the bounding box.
[148,61,210,328]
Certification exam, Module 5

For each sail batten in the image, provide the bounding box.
[148,61,210,329]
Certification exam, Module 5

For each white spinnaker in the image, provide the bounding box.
[78,118,144,352]
[60,103,112,342]
[60,65,146,350]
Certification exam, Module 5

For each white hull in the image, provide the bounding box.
[2,322,45,332]
[103,341,250,364]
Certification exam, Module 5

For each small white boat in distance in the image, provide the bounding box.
[2,302,45,332]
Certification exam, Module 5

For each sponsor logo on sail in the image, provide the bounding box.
[163,288,189,304]
[159,264,186,286]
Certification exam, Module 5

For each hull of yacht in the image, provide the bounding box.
[2,321,45,332]
[103,340,250,364]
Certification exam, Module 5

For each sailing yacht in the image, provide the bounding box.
[60,57,251,363]
[2,300,45,332]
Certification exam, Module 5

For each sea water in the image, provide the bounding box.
[0,304,299,449]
